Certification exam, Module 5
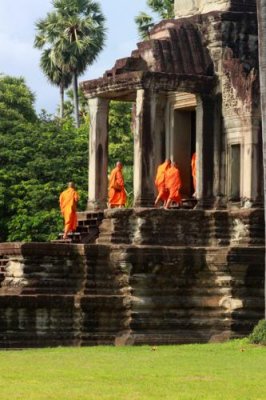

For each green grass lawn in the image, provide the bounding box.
[0,340,265,400]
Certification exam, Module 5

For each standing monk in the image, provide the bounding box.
[191,152,196,196]
[59,182,79,239]
[108,161,127,208]
[165,162,182,209]
[154,159,171,207]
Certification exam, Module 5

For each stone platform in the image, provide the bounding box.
[0,208,264,348]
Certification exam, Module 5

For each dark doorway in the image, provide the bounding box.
[229,144,241,201]
[173,109,196,198]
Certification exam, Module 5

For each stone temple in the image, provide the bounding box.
[0,0,264,347]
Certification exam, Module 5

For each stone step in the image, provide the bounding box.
[77,212,104,221]
[0,257,9,284]
[50,239,73,244]
[76,226,91,233]
[78,219,98,227]
[53,211,104,244]
[51,232,83,243]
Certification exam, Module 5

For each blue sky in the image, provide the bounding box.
[0,0,152,114]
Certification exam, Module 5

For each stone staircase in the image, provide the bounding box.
[53,211,104,244]
[0,256,9,284]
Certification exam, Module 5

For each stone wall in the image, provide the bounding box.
[174,0,256,18]
[125,245,264,344]
[0,243,130,347]
[98,208,264,247]
[0,208,264,347]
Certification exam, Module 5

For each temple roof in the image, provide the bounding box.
[81,19,216,100]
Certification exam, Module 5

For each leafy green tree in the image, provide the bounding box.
[108,101,133,166]
[108,101,134,205]
[0,75,88,242]
[0,75,137,241]
[1,118,88,242]
[0,75,37,127]
[34,0,106,127]
[135,0,175,40]
[134,13,154,40]
[62,87,89,121]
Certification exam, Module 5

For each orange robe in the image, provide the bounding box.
[191,152,196,191]
[59,188,79,234]
[155,161,169,201]
[108,167,127,207]
[165,166,182,203]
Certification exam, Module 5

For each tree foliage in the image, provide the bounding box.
[39,48,73,118]
[0,75,88,242]
[0,75,37,125]
[0,76,134,242]
[135,0,175,40]
[34,0,106,127]
[108,101,134,206]
[108,101,133,166]
[249,319,266,345]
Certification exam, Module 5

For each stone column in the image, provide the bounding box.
[134,89,159,207]
[87,97,109,210]
[152,93,167,169]
[223,112,262,206]
[212,94,227,208]
[242,117,262,204]
[195,94,215,208]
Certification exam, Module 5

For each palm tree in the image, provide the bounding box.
[256,0,266,317]
[134,13,154,40]
[34,0,106,127]
[135,0,175,40]
[40,48,72,119]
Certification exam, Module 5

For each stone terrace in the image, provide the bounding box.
[0,208,264,348]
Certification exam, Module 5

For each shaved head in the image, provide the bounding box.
[116,161,123,169]
[68,181,75,188]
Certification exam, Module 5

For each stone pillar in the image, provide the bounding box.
[165,100,172,159]
[212,94,227,208]
[134,89,159,207]
[195,95,215,208]
[87,97,109,210]
[242,117,262,204]
[152,92,167,168]
[223,113,262,206]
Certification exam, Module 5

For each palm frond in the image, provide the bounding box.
[135,12,154,40]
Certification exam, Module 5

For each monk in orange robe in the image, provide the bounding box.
[165,162,182,209]
[59,182,79,239]
[154,159,171,207]
[191,152,196,196]
[108,161,127,208]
